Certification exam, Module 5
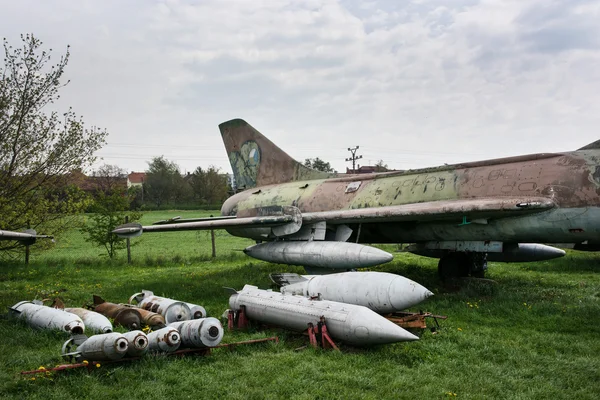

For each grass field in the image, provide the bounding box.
[1,210,599,399]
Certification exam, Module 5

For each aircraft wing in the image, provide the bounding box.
[114,197,553,239]
[152,215,237,225]
[113,205,302,238]
[301,197,555,225]
[0,229,53,244]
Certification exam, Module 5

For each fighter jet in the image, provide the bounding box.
[114,119,600,278]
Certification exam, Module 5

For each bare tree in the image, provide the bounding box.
[91,164,127,194]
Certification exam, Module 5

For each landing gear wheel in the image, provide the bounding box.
[469,253,488,278]
[438,253,469,280]
[438,252,488,280]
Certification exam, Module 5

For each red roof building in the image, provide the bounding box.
[127,172,146,188]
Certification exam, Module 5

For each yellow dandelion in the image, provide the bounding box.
[95,363,101,368]
[457,328,462,331]
[82,360,89,365]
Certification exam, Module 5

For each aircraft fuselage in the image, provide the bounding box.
[222,149,600,245]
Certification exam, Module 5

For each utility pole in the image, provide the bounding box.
[345,146,362,173]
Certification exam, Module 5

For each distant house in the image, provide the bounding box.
[127,172,146,188]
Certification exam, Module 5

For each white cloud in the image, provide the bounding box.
[1,0,599,173]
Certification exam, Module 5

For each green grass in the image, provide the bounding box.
[1,210,600,399]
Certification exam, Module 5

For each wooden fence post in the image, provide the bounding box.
[125,216,132,264]
[210,215,216,258]
[25,221,30,265]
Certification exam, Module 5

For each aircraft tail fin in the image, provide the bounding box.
[219,119,336,190]
[578,139,600,150]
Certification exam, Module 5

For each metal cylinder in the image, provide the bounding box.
[94,302,143,330]
[244,241,393,269]
[122,330,149,357]
[129,291,192,323]
[10,301,85,334]
[229,285,418,346]
[147,327,181,353]
[279,272,433,313]
[168,318,224,348]
[185,304,207,319]
[65,308,113,333]
[76,333,129,361]
[122,305,166,328]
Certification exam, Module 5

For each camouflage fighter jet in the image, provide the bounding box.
[115,119,600,278]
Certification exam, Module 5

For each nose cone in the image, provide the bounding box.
[359,246,394,267]
[353,318,419,345]
[351,306,419,345]
[389,276,434,311]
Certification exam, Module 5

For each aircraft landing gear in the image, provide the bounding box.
[438,252,487,280]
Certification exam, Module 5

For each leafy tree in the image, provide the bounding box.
[144,156,186,207]
[0,34,107,250]
[90,164,127,194]
[374,160,389,172]
[304,157,336,173]
[80,190,142,258]
[189,166,229,205]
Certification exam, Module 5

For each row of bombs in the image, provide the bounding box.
[9,290,224,362]
[10,270,435,352]
[9,290,209,335]
[61,318,224,363]
[93,290,209,330]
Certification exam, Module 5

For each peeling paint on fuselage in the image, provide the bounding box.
[221,150,600,244]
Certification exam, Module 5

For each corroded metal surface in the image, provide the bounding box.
[62,333,129,362]
[92,296,142,330]
[130,290,206,320]
[147,327,181,353]
[124,305,166,328]
[113,207,302,240]
[112,119,600,267]
[10,301,84,334]
[129,290,192,323]
[218,119,600,247]
[65,308,113,333]
[168,318,224,348]
[219,119,336,188]
[122,330,149,357]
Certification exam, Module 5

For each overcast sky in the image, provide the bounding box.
[2,0,599,174]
